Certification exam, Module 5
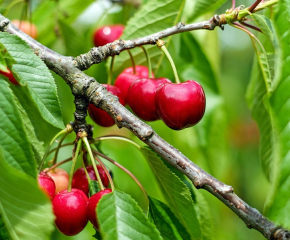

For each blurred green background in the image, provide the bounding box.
[3,0,268,239]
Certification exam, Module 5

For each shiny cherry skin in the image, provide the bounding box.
[93,25,124,47]
[88,189,112,229]
[72,165,109,195]
[127,78,171,121]
[0,68,19,85]
[155,80,206,130]
[52,188,88,236]
[12,20,37,39]
[45,168,69,194]
[114,66,155,104]
[88,84,125,127]
[38,171,56,200]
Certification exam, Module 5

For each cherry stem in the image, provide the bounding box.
[157,39,180,84]
[108,56,115,85]
[240,21,262,32]
[91,149,149,206]
[51,132,69,167]
[140,46,152,78]
[94,155,115,190]
[248,0,262,12]
[231,0,236,9]
[38,124,73,173]
[92,135,141,149]
[127,50,136,74]
[43,157,72,173]
[68,138,82,192]
[82,136,105,191]
[48,142,74,155]
[81,154,94,196]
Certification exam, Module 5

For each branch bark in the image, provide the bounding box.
[0,13,289,240]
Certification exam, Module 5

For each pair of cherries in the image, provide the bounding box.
[89,65,206,130]
[38,165,112,236]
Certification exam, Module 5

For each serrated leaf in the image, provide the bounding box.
[264,0,290,228]
[149,196,191,240]
[33,0,94,47]
[141,147,201,240]
[112,0,185,79]
[0,33,64,129]
[97,189,162,240]
[188,0,227,22]
[246,57,275,180]
[0,80,36,177]
[252,14,277,49]
[10,84,45,164]
[0,148,54,240]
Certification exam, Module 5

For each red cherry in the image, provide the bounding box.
[12,20,38,39]
[87,189,112,229]
[52,189,88,236]
[88,84,125,127]
[114,66,155,103]
[45,168,69,194]
[155,80,206,130]
[38,171,56,200]
[127,78,171,121]
[93,25,124,47]
[72,165,109,195]
[0,68,19,85]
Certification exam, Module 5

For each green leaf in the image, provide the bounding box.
[0,80,36,178]
[0,148,54,240]
[112,0,185,78]
[0,215,10,240]
[33,0,94,47]
[10,84,45,164]
[97,189,162,240]
[149,196,191,240]
[252,14,277,49]
[179,32,219,93]
[188,0,227,22]
[264,0,290,228]
[141,147,202,240]
[0,33,64,129]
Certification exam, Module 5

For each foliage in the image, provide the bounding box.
[0,0,288,239]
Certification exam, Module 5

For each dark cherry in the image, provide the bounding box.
[93,25,124,47]
[87,189,112,229]
[0,68,19,85]
[72,165,109,195]
[127,77,171,121]
[52,189,88,236]
[155,80,206,130]
[88,84,125,127]
[38,171,56,200]
[114,66,155,104]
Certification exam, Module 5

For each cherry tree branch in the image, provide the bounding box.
[0,12,289,240]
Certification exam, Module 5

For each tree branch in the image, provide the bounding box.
[0,12,289,240]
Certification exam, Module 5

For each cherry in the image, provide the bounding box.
[88,84,125,127]
[52,189,88,236]
[93,25,124,47]
[38,171,55,200]
[87,189,112,229]
[45,168,69,194]
[114,66,155,103]
[127,77,171,121]
[11,20,37,39]
[155,80,206,130]
[72,165,109,195]
[0,68,19,85]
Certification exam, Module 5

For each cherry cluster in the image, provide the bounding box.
[89,25,206,130]
[38,165,112,236]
